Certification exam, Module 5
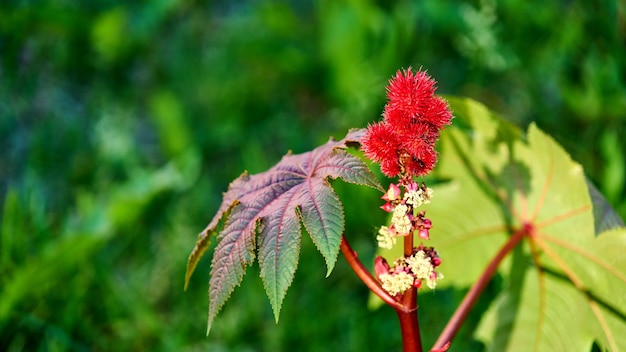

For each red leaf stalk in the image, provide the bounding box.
[340,234,422,351]
[340,235,410,313]
[431,225,529,350]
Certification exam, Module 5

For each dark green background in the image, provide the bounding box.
[1,0,624,350]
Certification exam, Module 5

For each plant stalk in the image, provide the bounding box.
[339,235,410,313]
[394,232,422,352]
[340,233,424,351]
[431,225,528,350]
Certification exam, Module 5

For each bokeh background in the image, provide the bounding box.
[1,0,624,351]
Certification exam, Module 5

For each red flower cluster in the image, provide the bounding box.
[362,67,453,178]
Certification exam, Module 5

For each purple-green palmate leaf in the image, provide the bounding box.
[185,129,382,334]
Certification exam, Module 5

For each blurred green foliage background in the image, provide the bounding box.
[1,0,624,350]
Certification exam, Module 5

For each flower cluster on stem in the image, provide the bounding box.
[374,182,443,294]
[375,245,443,295]
[361,67,452,298]
[376,182,434,249]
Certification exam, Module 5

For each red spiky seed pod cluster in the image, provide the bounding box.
[362,67,453,179]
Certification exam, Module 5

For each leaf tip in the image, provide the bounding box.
[206,320,213,336]
[325,265,335,278]
[272,305,281,324]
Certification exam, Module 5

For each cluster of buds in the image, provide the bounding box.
[375,245,443,295]
[374,181,443,294]
[376,182,434,249]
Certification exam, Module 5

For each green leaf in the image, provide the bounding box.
[186,129,382,334]
[433,97,626,351]
[475,227,626,351]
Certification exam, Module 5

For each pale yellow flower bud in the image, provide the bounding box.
[379,272,414,296]
[377,226,396,249]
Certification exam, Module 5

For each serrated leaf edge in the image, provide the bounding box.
[258,201,303,323]
[207,214,260,335]
[297,181,345,277]
[184,200,239,290]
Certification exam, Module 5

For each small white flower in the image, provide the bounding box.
[403,186,433,207]
[376,226,396,249]
[403,189,422,207]
[426,271,443,289]
[406,250,434,280]
[422,187,433,204]
[391,204,412,235]
[380,272,414,296]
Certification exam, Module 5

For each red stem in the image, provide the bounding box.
[431,225,529,350]
[340,233,423,351]
[396,231,422,352]
[396,295,420,352]
[339,235,409,313]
